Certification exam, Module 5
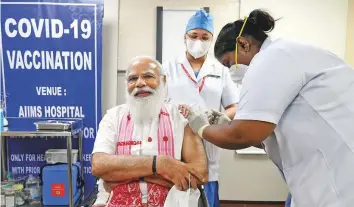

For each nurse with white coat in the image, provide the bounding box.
[163,9,238,207]
[186,9,354,207]
[230,65,292,207]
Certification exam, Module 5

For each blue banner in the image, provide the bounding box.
[0,0,103,197]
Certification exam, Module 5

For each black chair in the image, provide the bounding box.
[78,178,99,207]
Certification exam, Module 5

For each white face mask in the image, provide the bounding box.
[186,39,211,59]
[229,64,248,84]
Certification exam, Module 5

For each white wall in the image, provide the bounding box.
[345,0,354,66]
[219,152,288,201]
[101,0,119,113]
[117,0,240,72]
[240,0,349,58]
[162,9,199,63]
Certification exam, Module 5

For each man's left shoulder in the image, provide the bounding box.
[164,103,179,115]
[164,103,188,125]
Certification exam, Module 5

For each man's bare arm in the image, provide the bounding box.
[91,154,154,182]
[105,175,173,189]
[92,152,203,191]
[181,125,208,184]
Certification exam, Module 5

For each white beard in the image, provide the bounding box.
[126,83,166,124]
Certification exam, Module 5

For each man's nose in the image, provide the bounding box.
[136,77,146,87]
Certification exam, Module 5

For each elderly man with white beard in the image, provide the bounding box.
[91,56,208,207]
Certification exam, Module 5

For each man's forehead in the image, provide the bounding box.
[128,60,159,75]
[128,68,156,75]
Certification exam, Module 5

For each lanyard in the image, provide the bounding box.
[181,64,206,93]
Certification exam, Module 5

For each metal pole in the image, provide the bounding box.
[78,130,84,200]
[1,137,6,180]
[67,135,74,207]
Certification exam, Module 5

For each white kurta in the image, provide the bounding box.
[236,37,354,207]
[92,103,188,204]
[93,179,111,206]
[163,54,239,182]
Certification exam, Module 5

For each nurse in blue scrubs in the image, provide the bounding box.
[285,194,291,207]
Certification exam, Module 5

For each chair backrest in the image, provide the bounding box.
[78,177,99,207]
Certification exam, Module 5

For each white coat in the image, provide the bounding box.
[230,47,292,206]
[236,37,354,207]
[163,54,239,182]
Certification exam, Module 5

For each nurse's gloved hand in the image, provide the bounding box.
[210,110,231,125]
[206,109,216,124]
[186,109,210,137]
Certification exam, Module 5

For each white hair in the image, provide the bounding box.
[124,56,168,123]
[126,83,166,123]
[126,56,165,77]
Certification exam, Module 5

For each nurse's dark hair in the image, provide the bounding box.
[214,9,277,59]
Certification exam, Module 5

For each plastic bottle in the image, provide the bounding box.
[13,184,25,206]
[1,181,12,207]
[3,186,15,207]
[25,175,41,205]
[0,108,3,132]
[1,186,6,207]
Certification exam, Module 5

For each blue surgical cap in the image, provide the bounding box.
[186,8,214,34]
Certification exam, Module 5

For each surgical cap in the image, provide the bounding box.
[186,8,214,34]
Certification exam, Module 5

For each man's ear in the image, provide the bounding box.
[162,75,167,84]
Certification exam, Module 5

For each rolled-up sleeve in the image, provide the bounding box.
[235,49,304,125]
[221,67,239,107]
[92,108,118,155]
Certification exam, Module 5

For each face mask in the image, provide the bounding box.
[229,64,248,84]
[186,39,211,59]
[163,186,201,207]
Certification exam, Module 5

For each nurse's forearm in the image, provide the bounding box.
[202,120,264,150]
[200,120,274,150]
[232,144,253,150]
[233,144,264,150]
[201,122,250,149]
[224,104,237,119]
[254,144,264,149]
